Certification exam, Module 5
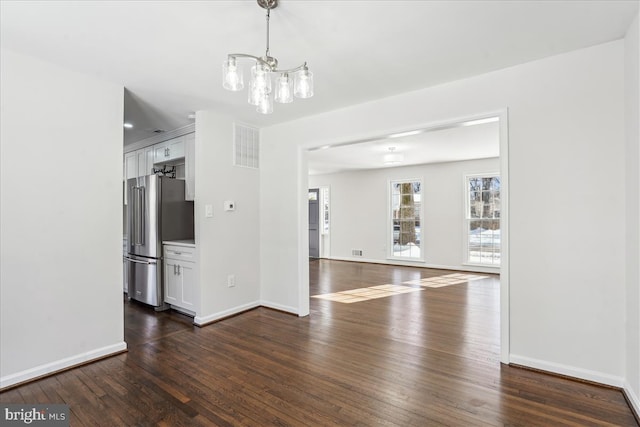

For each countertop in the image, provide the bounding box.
[163,239,196,248]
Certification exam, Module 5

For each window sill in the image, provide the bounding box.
[462,262,500,269]
[387,257,425,263]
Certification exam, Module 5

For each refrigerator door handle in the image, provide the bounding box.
[124,256,157,265]
[132,186,145,246]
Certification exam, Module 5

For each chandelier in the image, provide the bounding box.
[222,0,314,114]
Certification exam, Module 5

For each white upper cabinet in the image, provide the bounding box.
[124,132,195,202]
[124,152,138,180]
[184,133,195,201]
[136,146,154,177]
[154,136,185,164]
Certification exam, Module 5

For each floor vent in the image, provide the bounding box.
[352,249,363,257]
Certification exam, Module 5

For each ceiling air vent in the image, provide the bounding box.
[233,123,259,169]
[153,129,165,134]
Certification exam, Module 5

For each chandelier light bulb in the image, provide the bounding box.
[275,74,293,103]
[294,69,314,99]
[252,64,271,93]
[257,92,273,114]
[222,58,244,91]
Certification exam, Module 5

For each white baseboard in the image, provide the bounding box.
[260,300,299,315]
[194,301,260,326]
[624,380,640,417]
[327,256,499,274]
[0,342,127,390]
[509,354,625,388]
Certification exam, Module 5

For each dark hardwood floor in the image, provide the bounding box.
[1,259,637,426]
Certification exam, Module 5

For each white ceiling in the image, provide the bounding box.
[1,0,638,146]
[308,119,500,175]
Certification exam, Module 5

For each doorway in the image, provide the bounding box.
[309,188,319,258]
[305,111,509,363]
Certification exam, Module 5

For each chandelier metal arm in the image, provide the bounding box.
[227,54,308,75]
[274,62,309,75]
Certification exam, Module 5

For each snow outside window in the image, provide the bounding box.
[466,174,501,265]
[390,179,422,260]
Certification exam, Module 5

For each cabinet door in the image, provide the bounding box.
[143,146,154,176]
[167,138,185,160]
[185,133,195,201]
[154,137,185,164]
[179,261,196,309]
[136,149,146,177]
[164,259,179,305]
[124,152,138,179]
[154,142,170,164]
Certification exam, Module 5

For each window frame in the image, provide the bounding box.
[387,178,424,262]
[463,172,501,267]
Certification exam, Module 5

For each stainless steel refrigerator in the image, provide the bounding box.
[125,175,194,308]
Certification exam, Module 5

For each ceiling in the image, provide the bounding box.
[1,1,638,146]
[308,119,500,175]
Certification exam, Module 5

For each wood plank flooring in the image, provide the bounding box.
[1,259,637,426]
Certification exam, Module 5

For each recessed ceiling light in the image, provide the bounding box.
[123,123,133,128]
[388,130,422,139]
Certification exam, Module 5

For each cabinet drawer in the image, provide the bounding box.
[164,245,196,262]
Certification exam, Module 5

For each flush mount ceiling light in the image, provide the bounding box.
[383,147,404,165]
[222,0,313,115]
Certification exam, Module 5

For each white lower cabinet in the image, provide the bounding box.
[163,244,197,313]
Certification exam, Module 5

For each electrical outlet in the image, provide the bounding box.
[227,274,235,287]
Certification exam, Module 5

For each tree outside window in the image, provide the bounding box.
[391,179,422,259]
[466,175,500,265]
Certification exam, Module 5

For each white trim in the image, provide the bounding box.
[462,262,501,270]
[328,255,499,274]
[388,177,424,261]
[463,171,501,267]
[260,300,300,316]
[624,381,640,417]
[298,146,311,317]
[303,109,511,362]
[0,342,127,390]
[498,108,510,364]
[193,301,261,326]
[509,354,625,388]
[124,123,195,153]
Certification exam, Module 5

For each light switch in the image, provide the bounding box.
[224,201,235,211]
[205,204,213,218]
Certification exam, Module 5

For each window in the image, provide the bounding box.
[321,187,330,235]
[466,174,500,265]
[390,179,422,259]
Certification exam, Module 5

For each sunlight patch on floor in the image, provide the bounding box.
[312,284,421,303]
[404,273,488,288]
[312,273,490,303]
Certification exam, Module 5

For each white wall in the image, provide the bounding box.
[624,13,640,413]
[193,112,261,324]
[309,158,500,272]
[0,48,126,388]
[260,136,309,315]
[261,40,628,385]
